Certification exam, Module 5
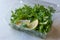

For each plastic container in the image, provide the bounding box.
[9,0,60,39]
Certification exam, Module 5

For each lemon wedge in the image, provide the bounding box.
[16,19,38,30]
[27,19,38,30]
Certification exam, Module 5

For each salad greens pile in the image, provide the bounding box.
[11,4,55,34]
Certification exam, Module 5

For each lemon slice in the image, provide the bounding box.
[16,20,38,30]
[27,19,38,30]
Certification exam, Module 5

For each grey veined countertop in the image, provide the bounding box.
[0,0,60,40]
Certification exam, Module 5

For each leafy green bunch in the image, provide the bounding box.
[11,4,55,34]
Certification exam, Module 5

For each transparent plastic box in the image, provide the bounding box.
[9,0,60,39]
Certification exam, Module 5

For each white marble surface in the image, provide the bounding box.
[0,0,60,40]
